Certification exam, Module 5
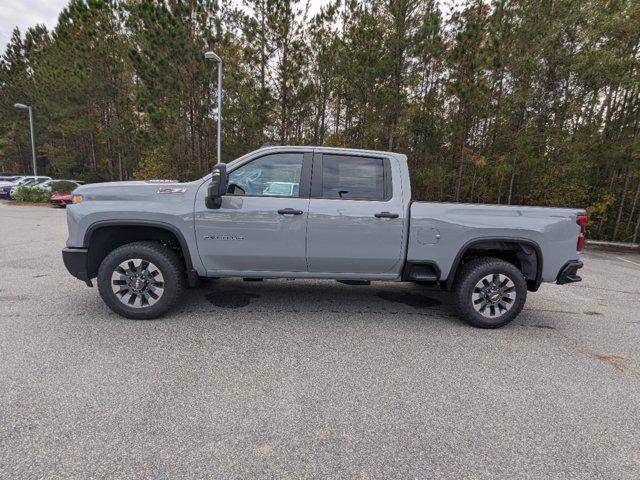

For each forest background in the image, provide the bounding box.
[1,0,639,241]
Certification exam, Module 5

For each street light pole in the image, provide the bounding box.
[27,106,37,176]
[14,103,38,176]
[204,51,222,165]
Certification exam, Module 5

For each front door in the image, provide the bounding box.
[195,151,312,275]
[306,153,406,277]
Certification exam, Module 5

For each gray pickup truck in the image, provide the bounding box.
[62,146,586,328]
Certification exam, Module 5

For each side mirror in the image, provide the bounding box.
[205,163,228,209]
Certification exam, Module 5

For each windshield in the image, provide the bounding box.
[50,181,78,192]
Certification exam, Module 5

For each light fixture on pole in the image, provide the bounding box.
[204,51,222,165]
[14,103,38,176]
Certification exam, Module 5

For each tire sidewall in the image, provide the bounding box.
[97,243,182,319]
[455,259,527,328]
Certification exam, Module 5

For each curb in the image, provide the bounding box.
[586,240,639,253]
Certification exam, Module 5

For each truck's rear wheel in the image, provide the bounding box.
[97,241,185,319]
[453,257,527,328]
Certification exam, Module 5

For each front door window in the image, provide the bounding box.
[227,153,303,197]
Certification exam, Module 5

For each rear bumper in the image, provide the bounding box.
[556,260,583,285]
[62,247,92,286]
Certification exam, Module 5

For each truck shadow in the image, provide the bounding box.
[196,278,449,315]
[204,289,261,308]
[375,291,441,308]
[187,279,586,330]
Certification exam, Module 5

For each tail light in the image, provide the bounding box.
[576,215,587,252]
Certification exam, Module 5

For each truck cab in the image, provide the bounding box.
[194,147,409,280]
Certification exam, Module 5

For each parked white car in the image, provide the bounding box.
[33,179,81,191]
[8,179,79,199]
[0,176,51,198]
[0,175,50,188]
[0,175,22,182]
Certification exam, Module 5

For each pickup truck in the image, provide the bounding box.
[62,146,586,328]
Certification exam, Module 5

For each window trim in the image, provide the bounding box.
[310,153,393,202]
[225,151,312,199]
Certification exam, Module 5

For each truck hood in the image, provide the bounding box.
[73,179,203,201]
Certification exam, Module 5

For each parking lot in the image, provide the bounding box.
[1,201,639,479]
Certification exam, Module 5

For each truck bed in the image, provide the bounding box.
[407,202,586,283]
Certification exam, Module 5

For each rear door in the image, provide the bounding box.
[306,152,406,277]
[195,151,312,275]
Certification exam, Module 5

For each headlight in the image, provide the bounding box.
[72,194,84,204]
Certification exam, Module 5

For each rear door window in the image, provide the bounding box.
[320,155,386,200]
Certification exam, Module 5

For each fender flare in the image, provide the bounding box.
[445,237,544,291]
[83,219,195,271]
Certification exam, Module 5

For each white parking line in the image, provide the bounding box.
[616,256,640,267]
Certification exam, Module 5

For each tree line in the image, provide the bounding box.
[0,0,639,242]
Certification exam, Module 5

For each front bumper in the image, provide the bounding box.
[62,247,92,286]
[556,260,583,285]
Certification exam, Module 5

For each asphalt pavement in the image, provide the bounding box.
[1,201,639,479]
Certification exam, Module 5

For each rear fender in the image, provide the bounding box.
[445,237,543,291]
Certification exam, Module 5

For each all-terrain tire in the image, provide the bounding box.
[453,257,527,328]
[97,241,185,319]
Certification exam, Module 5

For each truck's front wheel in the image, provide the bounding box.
[97,241,185,319]
[453,257,527,328]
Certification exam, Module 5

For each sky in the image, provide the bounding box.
[0,0,67,51]
[1,0,459,56]
[0,0,334,52]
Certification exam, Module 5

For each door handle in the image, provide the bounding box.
[278,208,304,215]
[374,211,399,219]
